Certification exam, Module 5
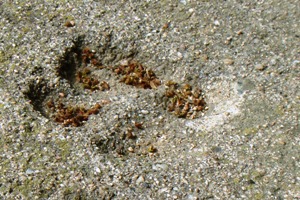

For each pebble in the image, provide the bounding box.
[26,168,36,174]
[141,110,149,114]
[136,175,145,185]
[95,167,101,173]
[64,20,75,27]
[153,163,168,171]
[255,63,267,71]
[223,58,234,65]
[128,146,134,152]
[214,20,220,26]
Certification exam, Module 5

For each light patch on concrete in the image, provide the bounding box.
[185,76,244,132]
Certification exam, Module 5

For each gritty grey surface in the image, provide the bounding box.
[0,0,299,199]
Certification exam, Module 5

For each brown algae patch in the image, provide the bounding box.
[114,60,161,89]
[46,99,102,127]
[164,81,207,119]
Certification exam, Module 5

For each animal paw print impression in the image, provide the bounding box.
[25,37,207,127]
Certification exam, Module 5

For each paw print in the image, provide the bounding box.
[24,36,207,127]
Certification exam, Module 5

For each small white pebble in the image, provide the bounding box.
[214,20,220,26]
[141,110,149,114]
[136,176,144,185]
[255,63,266,71]
[223,58,234,65]
[128,147,134,152]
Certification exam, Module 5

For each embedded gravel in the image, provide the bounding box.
[0,1,299,199]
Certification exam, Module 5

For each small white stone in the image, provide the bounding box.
[128,147,134,152]
[95,167,100,173]
[141,110,149,114]
[214,20,220,26]
[136,175,144,185]
[119,59,129,66]
[255,63,266,71]
[223,58,234,65]
[153,163,168,171]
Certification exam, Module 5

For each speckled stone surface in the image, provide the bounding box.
[0,1,299,199]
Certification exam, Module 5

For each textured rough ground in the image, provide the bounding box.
[0,1,299,199]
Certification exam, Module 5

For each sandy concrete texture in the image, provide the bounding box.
[0,0,299,199]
